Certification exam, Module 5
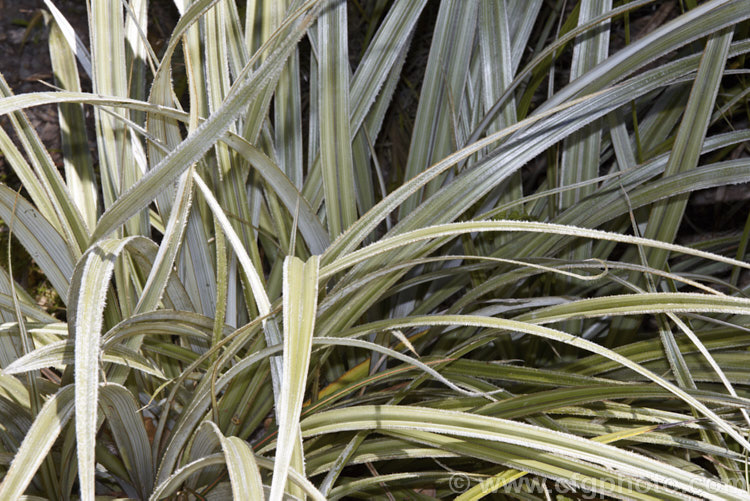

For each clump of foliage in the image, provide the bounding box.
[0,0,750,499]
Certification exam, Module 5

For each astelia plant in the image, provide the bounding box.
[0,0,749,499]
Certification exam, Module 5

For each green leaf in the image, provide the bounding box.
[318,0,356,237]
[4,339,165,379]
[46,14,97,231]
[0,75,89,255]
[302,405,750,500]
[205,422,264,501]
[0,386,74,500]
[99,384,154,499]
[134,168,194,314]
[68,237,136,501]
[0,185,75,301]
[560,0,611,211]
[338,314,750,451]
[399,0,479,216]
[90,0,322,243]
[641,28,735,270]
[270,255,320,501]
[321,220,750,278]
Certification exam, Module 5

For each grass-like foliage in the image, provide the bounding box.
[1,0,750,499]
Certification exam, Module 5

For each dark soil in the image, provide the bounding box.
[0,0,82,172]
